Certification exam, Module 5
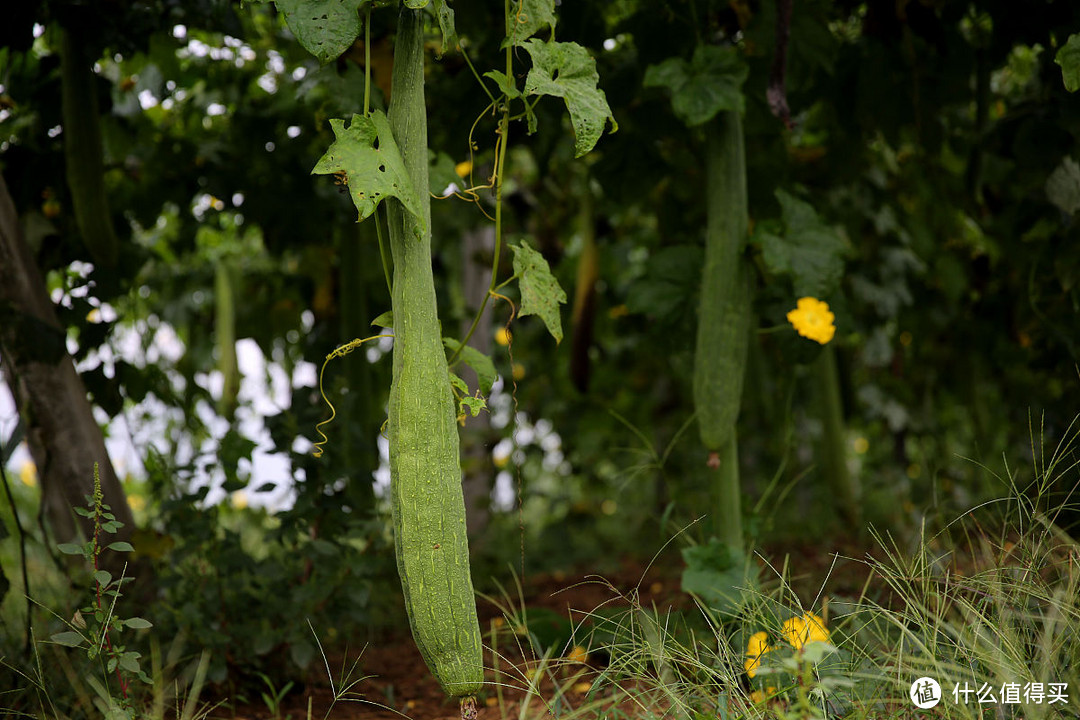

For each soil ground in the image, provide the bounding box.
[222,539,876,720]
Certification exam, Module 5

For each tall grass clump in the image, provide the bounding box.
[523,418,1080,720]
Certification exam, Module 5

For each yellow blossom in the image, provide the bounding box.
[780,612,829,650]
[19,460,37,487]
[750,686,778,704]
[566,646,589,664]
[495,327,512,346]
[786,297,836,344]
[455,160,473,178]
[744,631,772,678]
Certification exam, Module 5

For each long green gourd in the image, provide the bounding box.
[693,110,751,551]
[384,8,483,702]
[60,27,119,268]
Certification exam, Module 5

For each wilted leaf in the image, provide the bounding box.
[275,0,366,64]
[522,40,618,157]
[312,112,424,226]
[432,0,458,56]
[511,242,568,343]
[644,45,748,126]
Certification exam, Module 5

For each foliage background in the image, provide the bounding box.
[1,0,1079,705]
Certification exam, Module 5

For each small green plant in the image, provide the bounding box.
[255,670,294,720]
[48,463,151,715]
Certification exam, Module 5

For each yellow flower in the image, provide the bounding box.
[455,160,473,178]
[19,460,37,487]
[744,631,772,678]
[566,646,589,664]
[495,327,512,346]
[750,687,777,704]
[780,612,829,650]
[786,297,836,344]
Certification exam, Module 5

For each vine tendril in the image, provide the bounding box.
[312,334,393,458]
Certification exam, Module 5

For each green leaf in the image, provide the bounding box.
[107,541,135,553]
[93,570,112,587]
[756,190,847,298]
[511,241,568,343]
[448,372,468,396]
[275,0,366,64]
[51,631,85,647]
[625,245,703,321]
[443,337,497,395]
[459,395,487,418]
[219,427,257,494]
[403,0,427,7]
[432,0,458,56]
[1055,34,1080,92]
[58,542,85,556]
[118,651,142,674]
[505,0,556,47]
[312,111,424,226]
[370,310,393,328]
[429,150,460,195]
[644,45,748,126]
[521,40,618,157]
[1046,157,1080,214]
[484,70,521,100]
[680,539,757,618]
[125,617,153,629]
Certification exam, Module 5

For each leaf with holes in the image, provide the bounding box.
[275,0,367,64]
[511,241,567,343]
[432,0,458,56]
[312,111,424,226]
[521,40,617,157]
[505,0,556,47]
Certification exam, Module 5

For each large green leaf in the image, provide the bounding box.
[312,111,424,226]
[756,190,847,298]
[1055,34,1080,92]
[505,0,556,47]
[643,45,747,127]
[511,241,568,343]
[681,539,757,618]
[522,40,618,157]
[274,0,366,64]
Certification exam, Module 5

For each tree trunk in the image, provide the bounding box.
[0,170,132,544]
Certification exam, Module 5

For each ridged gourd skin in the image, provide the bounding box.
[384,8,484,698]
[60,27,119,269]
[694,111,751,453]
